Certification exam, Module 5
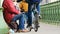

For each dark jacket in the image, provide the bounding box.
[26,0,42,3]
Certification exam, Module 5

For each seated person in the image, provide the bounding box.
[19,0,28,25]
[2,0,29,32]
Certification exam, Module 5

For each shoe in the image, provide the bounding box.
[8,29,14,34]
[13,29,17,33]
[26,25,33,29]
[27,26,34,31]
[37,25,40,28]
[18,29,29,33]
[39,15,42,19]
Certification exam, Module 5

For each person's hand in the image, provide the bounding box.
[18,11,21,14]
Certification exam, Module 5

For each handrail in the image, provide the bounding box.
[41,1,60,8]
[40,1,60,24]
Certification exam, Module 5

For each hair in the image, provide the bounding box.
[17,0,22,2]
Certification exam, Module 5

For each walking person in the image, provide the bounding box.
[26,0,42,28]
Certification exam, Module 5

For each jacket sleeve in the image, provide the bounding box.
[6,0,20,14]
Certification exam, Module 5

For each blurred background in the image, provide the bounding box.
[40,0,60,25]
[40,0,59,5]
[0,0,60,34]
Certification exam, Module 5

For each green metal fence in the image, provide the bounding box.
[40,1,60,24]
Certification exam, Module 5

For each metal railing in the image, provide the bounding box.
[40,1,60,24]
